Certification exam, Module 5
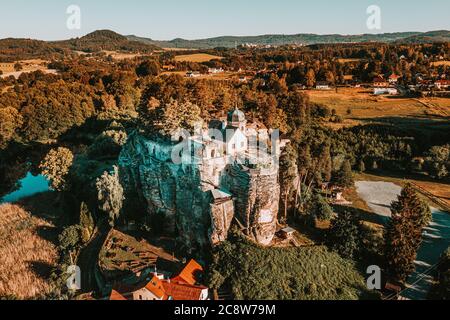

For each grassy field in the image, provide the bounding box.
[0,59,57,79]
[174,53,223,63]
[431,61,450,67]
[308,87,450,118]
[336,58,363,64]
[306,87,450,129]
[102,50,144,60]
[0,204,58,299]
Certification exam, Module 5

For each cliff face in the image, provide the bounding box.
[119,133,280,249]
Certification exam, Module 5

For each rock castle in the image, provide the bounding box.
[119,108,286,250]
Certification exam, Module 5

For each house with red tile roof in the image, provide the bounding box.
[434,79,450,90]
[163,280,209,300]
[172,259,203,286]
[109,289,127,300]
[373,75,389,87]
[108,259,209,301]
[132,274,168,300]
[389,74,400,84]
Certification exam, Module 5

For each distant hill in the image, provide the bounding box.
[1,30,448,62]
[51,30,160,53]
[0,38,65,62]
[0,30,160,61]
[128,30,450,49]
[398,30,450,44]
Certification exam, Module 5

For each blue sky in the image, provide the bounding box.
[1,0,449,40]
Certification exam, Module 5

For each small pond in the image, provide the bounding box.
[1,172,51,203]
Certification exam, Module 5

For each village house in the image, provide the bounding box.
[372,75,398,95]
[434,79,450,90]
[374,87,398,95]
[389,74,400,84]
[279,227,296,240]
[372,75,389,88]
[109,260,209,301]
[208,67,224,74]
[238,75,249,83]
[186,71,201,78]
[315,81,331,90]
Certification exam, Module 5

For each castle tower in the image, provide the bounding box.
[227,107,247,131]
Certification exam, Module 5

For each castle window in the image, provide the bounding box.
[211,149,216,158]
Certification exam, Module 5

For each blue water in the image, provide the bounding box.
[1,172,51,203]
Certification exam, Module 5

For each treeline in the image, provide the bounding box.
[175,42,450,86]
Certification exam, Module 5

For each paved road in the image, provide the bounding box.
[77,230,108,294]
[356,181,450,300]
[402,209,450,300]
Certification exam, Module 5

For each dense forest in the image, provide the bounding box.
[1,39,449,183]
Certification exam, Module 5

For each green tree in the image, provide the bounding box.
[328,211,361,259]
[58,225,81,253]
[96,166,124,227]
[334,160,354,188]
[428,247,450,300]
[358,160,366,173]
[0,107,23,148]
[39,147,74,191]
[423,144,449,179]
[306,68,316,88]
[311,193,334,221]
[385,184,430,282]
[136,60,160,77]
[279,144,298,223]
[140,99,202,139]
[79,202,95,244]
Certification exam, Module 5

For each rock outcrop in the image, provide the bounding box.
[119,109,284,250]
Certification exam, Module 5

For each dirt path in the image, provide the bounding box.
[77,230,108,294]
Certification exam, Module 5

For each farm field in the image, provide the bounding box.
[0,59,57,79]
[431,60,450,67]
[307,87,450,119]
[174,53,223,63]
[161,70,237,81]
[336,58,363,64]
[102,50,146,60]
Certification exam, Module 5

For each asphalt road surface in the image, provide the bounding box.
[356,181,450,300]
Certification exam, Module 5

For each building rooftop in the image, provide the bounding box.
[172,259,204,286]
[210,189,232,201]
